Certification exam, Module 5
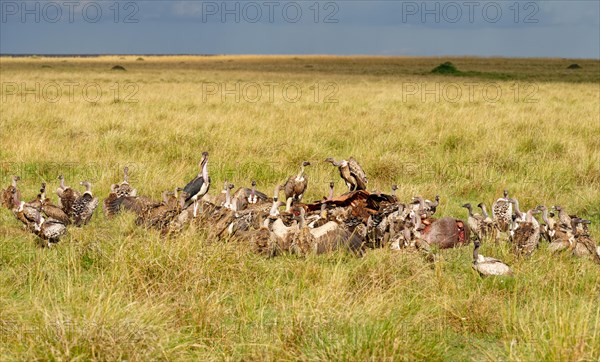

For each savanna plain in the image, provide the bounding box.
[0,56,599,361]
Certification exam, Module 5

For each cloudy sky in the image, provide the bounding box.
[1,0,598,58]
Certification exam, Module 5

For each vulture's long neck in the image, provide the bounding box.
[225,186,231,206]
[465,205,474,217]
[541,208,549,225]
[473,244,480,263]
[269,199,279,216]
[297,165,304,179]
[480,205,489,219]
[298,209,306,229]
[513,199,523,218]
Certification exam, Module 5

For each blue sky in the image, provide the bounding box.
[1,0,598,58]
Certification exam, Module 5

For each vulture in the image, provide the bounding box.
[462,203,484,241]
[41,196,70,225]
[247,180,268,205]
[425,195,440,216]
[492,190,513,235]
[72,181,99,226]
[214,181,235,209]
[545,215,577,254]
[103,184,121,217]
[511,208,540,256]
[325,157,368,192]
[290,208,318,256]
[510,198,527,226]
[2,175,21,210]
[411,196,437,219]
[247,217,287,257]
[56,175,81,217]
[290,207,362,257]
[269,185,282,216]
[121,196,162,216]
[182,151,210,217]
[477,203,495,241]
[37,217,68,247]
[552,205,573,229]
[137,190,181,230]
[536,205,557,242]
[283,161,310,210]
[10,188,40,232]
[571,219,600,263]
[102,167,138,218]
[231,180,270,211]
[13,183,68,246]
[116,166,137,198]
[472,240,513,276]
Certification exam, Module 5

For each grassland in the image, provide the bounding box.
[0,55,599,361]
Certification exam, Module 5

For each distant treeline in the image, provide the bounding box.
[0,54,223,57]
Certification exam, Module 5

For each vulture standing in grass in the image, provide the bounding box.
[10,188,40,232]
[72,181,99,226]
[492,190,513,238]
[510,198,527,225]
[138,190,181,231]
[552,205,576,231]
[247,180,269,205]
[269,185,282,216]
[283,161,310,210]
[25,183,68,245]
[472,240,513,276]
[2,175,21,210]
[511,208,541,256]
[56,174,80,217]
[103,184,120,217]
[462,203,484,241]
[37,216,68,247]
[290,207,359,256]
[182,151,210,217]
[214,181,235,209]
[477,203,495,240]
[116,166,137,198]
[247,217,285,257]
[23,184,46,215]
[545,214,577,254]
[103,166,143,217]
[271,213,299,241]
[325,157,368,192]
[571,219,600,263]
[290,208,319,256]
[231,180,270,211]
[102,183,157,218]
[41,195,71,225]
[536,205,557,242]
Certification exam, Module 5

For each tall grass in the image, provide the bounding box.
[1,56,599,360]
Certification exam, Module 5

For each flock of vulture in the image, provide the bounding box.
[2,152,599,276]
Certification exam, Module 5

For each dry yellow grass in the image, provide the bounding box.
[0,55,599,360]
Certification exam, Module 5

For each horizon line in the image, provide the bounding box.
[1,53,599,60]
